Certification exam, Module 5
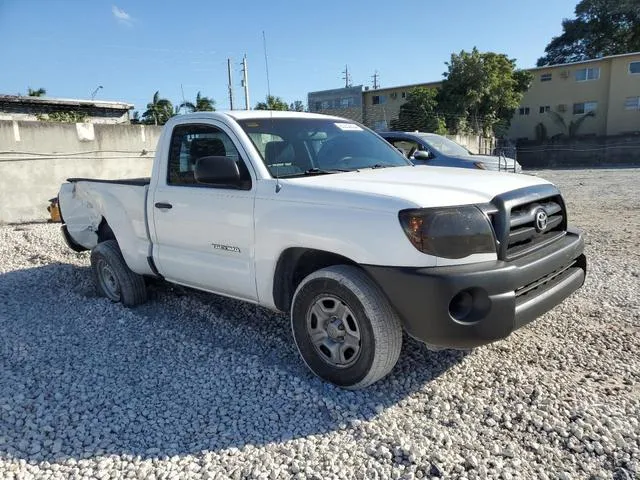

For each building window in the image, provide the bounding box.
[629,62,640,75]
[624,96,640,110]
[340,97,353,108]
[372,95,386,105]
[540,73,552,82]
[321,101,330,109]
[518,107,530,115]
[401,92,407,99]
[314,101,321,111]
[573,101,598,114]
[539,105,550,114]
[575,67,600,82]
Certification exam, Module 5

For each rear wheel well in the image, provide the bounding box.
[273,248,359,312]
[97,218,116,244]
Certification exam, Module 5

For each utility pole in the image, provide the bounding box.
[372,71,379,90]
[241,54,250,110]
[342,65,351,88]
[227,58,234,110]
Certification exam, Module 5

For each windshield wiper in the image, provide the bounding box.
[363,164,398,170]
[303,167,353,175]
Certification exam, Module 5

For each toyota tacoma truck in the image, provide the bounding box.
[57,111,586,389]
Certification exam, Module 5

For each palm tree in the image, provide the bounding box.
[547,110,595,138]
[27,87,46,97]
[255,95,289,111]
[180,91,215,112]
[142,91,173,126]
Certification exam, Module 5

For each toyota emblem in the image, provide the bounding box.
[535,209,548,232]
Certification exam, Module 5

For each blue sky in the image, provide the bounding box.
[0,0,578,113]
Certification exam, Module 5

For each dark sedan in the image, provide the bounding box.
[379,131,522,172]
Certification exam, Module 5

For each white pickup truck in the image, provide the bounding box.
[58,111,586,389]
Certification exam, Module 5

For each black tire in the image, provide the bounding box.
[90,240,147,306]
[291,265,402,389]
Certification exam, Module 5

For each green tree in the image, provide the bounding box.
[27,87,46,97]
[255,95,289,111]
[180,91,215,112]
[289,100,305,112]
[130,111,141,124]
[537,0,640,66]
[437,48,532,136]
[390,87,446,134]
[142,91,173,125]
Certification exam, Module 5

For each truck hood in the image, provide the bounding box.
[289,165,549,208]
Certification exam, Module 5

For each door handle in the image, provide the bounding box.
[154,202,173,209]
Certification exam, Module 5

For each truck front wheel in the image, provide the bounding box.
[291,265,402,389]
[90,240,147,306]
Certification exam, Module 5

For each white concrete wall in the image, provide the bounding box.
[445,133,495,155]
[0,121,162,223]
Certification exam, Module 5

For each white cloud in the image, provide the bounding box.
[112,5,133,26]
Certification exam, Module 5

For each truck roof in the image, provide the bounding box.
[174,110,348,122]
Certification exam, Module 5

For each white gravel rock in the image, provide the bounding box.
[0,168,639,479]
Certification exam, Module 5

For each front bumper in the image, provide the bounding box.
[363,229,586,349]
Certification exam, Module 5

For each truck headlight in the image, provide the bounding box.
[398,206,496,259]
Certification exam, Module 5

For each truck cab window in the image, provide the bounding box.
[167,124,252,189]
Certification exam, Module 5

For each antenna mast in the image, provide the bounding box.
[262,31,271,99]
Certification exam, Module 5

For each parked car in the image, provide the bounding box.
[57,111,585,389]
[380,131,522,173]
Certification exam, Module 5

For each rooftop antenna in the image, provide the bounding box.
[262,30,280,192]
[372,71,379,90]
[342,65,352,88]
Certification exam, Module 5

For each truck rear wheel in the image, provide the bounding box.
[90,240,147,306]
[291,265,402,389]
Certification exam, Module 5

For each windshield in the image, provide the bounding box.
[418,134,471,157]
[238,118,410,177]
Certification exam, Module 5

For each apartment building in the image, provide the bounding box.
[308,52,640,140]
[509,52,640,140]
[307,86,364,123]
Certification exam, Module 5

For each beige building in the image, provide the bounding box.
[308,52,640,139]
[509,52,640,140]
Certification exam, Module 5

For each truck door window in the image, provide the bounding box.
[167,124,252,189]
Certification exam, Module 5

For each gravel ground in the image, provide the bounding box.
[0,168,638,480]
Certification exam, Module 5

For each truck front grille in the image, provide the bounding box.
[488,185,568,261]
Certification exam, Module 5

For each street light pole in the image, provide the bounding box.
[91,85,103,100]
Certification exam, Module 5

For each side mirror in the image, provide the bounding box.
[413,150,433,161]
[194,156,241,187]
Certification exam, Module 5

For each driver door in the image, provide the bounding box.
[151,122,257,301]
